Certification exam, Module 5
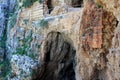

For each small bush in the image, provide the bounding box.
[9,13,17,29]
[8,0,19,29]
[0,59,11,80]
[97,3,102,8]
[28,52,36,60]
[23,0,34,8]
[38,0,43,3]
[22,0,43,8]
[22,0,39,8]
[39,19,48,28]
[23,19,29,25]
[13,33,33,56]
[0,36,6,48]
[14,46,27,55]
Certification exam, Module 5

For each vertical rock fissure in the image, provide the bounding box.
[0,0,11,61]
[72,0,83,7]
[46,0,53,14]
[35,32,76,80]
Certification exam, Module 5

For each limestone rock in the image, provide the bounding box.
[50,6,68,16]
[9,0,17,13]
[100,0,120,21]
[10,55,37,80]
[107,48,120,80]
[0,0,8,62]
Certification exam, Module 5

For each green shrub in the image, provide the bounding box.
[24,35,33,43]
[28,52,36,60]
[13,33,33,56]
[23,19,29,25]
[38,0,43,3]
[39,19,48,28]
[14,46,28,55]
[0,59,11,80]
[8,0,19,29]
[22,0,43,8]
[22,0,37,8]
[0,36,6,48]
[9,13,17,29]
[97,3,102,8]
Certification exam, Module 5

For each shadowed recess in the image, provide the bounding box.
[34,32,76,80]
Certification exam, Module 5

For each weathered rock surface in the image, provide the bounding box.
[1,0,120,80]
[0,0,17,60]
[77,1,118,80]
[99,0,120,21]
[100,0,120,80]
[0,0,8,62]
[10,55,37,80]
[107,49,120,80]
[40,1,120,80]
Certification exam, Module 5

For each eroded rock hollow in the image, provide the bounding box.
[34,32,76,80]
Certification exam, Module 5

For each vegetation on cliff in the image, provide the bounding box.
[22,0,43,8]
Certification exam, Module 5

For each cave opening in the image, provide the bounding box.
[35,32,76,80]
[72,0,83,7]
[46,0,53,14]
[44,0,84,15]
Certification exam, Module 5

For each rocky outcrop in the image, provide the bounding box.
[77,1,118,80]
[41,1,119,80]
[10,55,37,80]
[0,0,20,79]
[0,0,17,61]
[0,0,120,80]
[0,0,8,62]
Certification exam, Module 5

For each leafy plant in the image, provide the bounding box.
[14,45,28,55]
[28,52,36,60]
[22,0,37,8]
[38,0,43,3]
[24,35,33,43]
[13,33,39,60]
[0,35,6,48]
[0,59,11,80]
[8,0,19,29]
[23,19,29,25]
[97,3,102,8]
[13,33,33,56]
[22,0,43,8]
[9,13,17,29]
[39,19,48,28]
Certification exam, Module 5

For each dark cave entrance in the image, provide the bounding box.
[44,0,84,15]
[35,32,76,80]
[72,0,83,7]
[46,0,53,14]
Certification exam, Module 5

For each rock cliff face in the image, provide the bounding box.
[0,0,8,62]
[0,0,120,80]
